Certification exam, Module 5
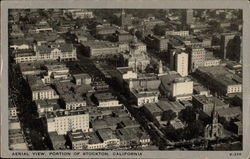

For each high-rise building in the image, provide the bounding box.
[187,46,206,72]
[169,49,189,77]
[220,33,235,59]
[182,9,193,25]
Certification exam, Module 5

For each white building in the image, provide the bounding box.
[160,72,193,101]
[175,52,189,77]
[170,49,189,77]
[46,110,89,135]
[165,30,189,37]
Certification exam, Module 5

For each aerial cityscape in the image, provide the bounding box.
[8,9,243,151]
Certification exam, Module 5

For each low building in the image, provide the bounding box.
[27,75,59,101]
[9,101,17,119]
[67,130,89,150]
[13,49,37,63]
[195,66,242,96]
[82,41,119,57]
[96,128,120,148]
[48,131,66,150]
[165,30,189,37]
[217,106,242,121]
[72,73,92,85]
[35,99,60,116]
[86,132,106,150]
[93,92,122,108]
[192,95,229,114]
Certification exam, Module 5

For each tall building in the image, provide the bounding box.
[220,33,235,59]
[170,49,189,77]
[187,46,206,72]
[182,9,193,25]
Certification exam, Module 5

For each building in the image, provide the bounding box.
[48,132,66,150]
[165,30,189,37]
[96,128,120,148]
[182,9,193,25]
[42,64,70,84]
[169,49,189,77]
[46,110,89,135]
[35,99,60,116]
[27,75,59,101]
[71,10,93,19]
[67,130,89,150]
[72,73,92,85]
[220,33,236,59]
[9,101,17,119]
[34,43,77,61]
[195,66,242,96]
[82,41,119,57]
[13,49,37,63]
[204,106,223,140]
[115,30,133,42]
[93,92,122,108]
[159,72,193,101]
[192,95,229,114]
[126,37,150,72]
[187,46,206,72]
[125,74,161,107]
[145,35,169,52]
[216,106,241,121]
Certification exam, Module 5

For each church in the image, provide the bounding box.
[204,104,224,140]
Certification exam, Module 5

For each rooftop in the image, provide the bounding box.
[67,130,88,142]
[46,110,88,118]
[97,128,118,142]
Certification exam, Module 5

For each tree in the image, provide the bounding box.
[178,106,196,124]
[161,110,177,122]
[185,120,204,139]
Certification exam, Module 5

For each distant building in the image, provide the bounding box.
[82,41,119,57]
[165,30,189,37]
[115,30,133,42]
[46,110,89,135]
[182,9,193,25]
[169,49,189,77]
[71,10,93,19]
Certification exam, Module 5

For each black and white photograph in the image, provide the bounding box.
[1,0,250,159]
